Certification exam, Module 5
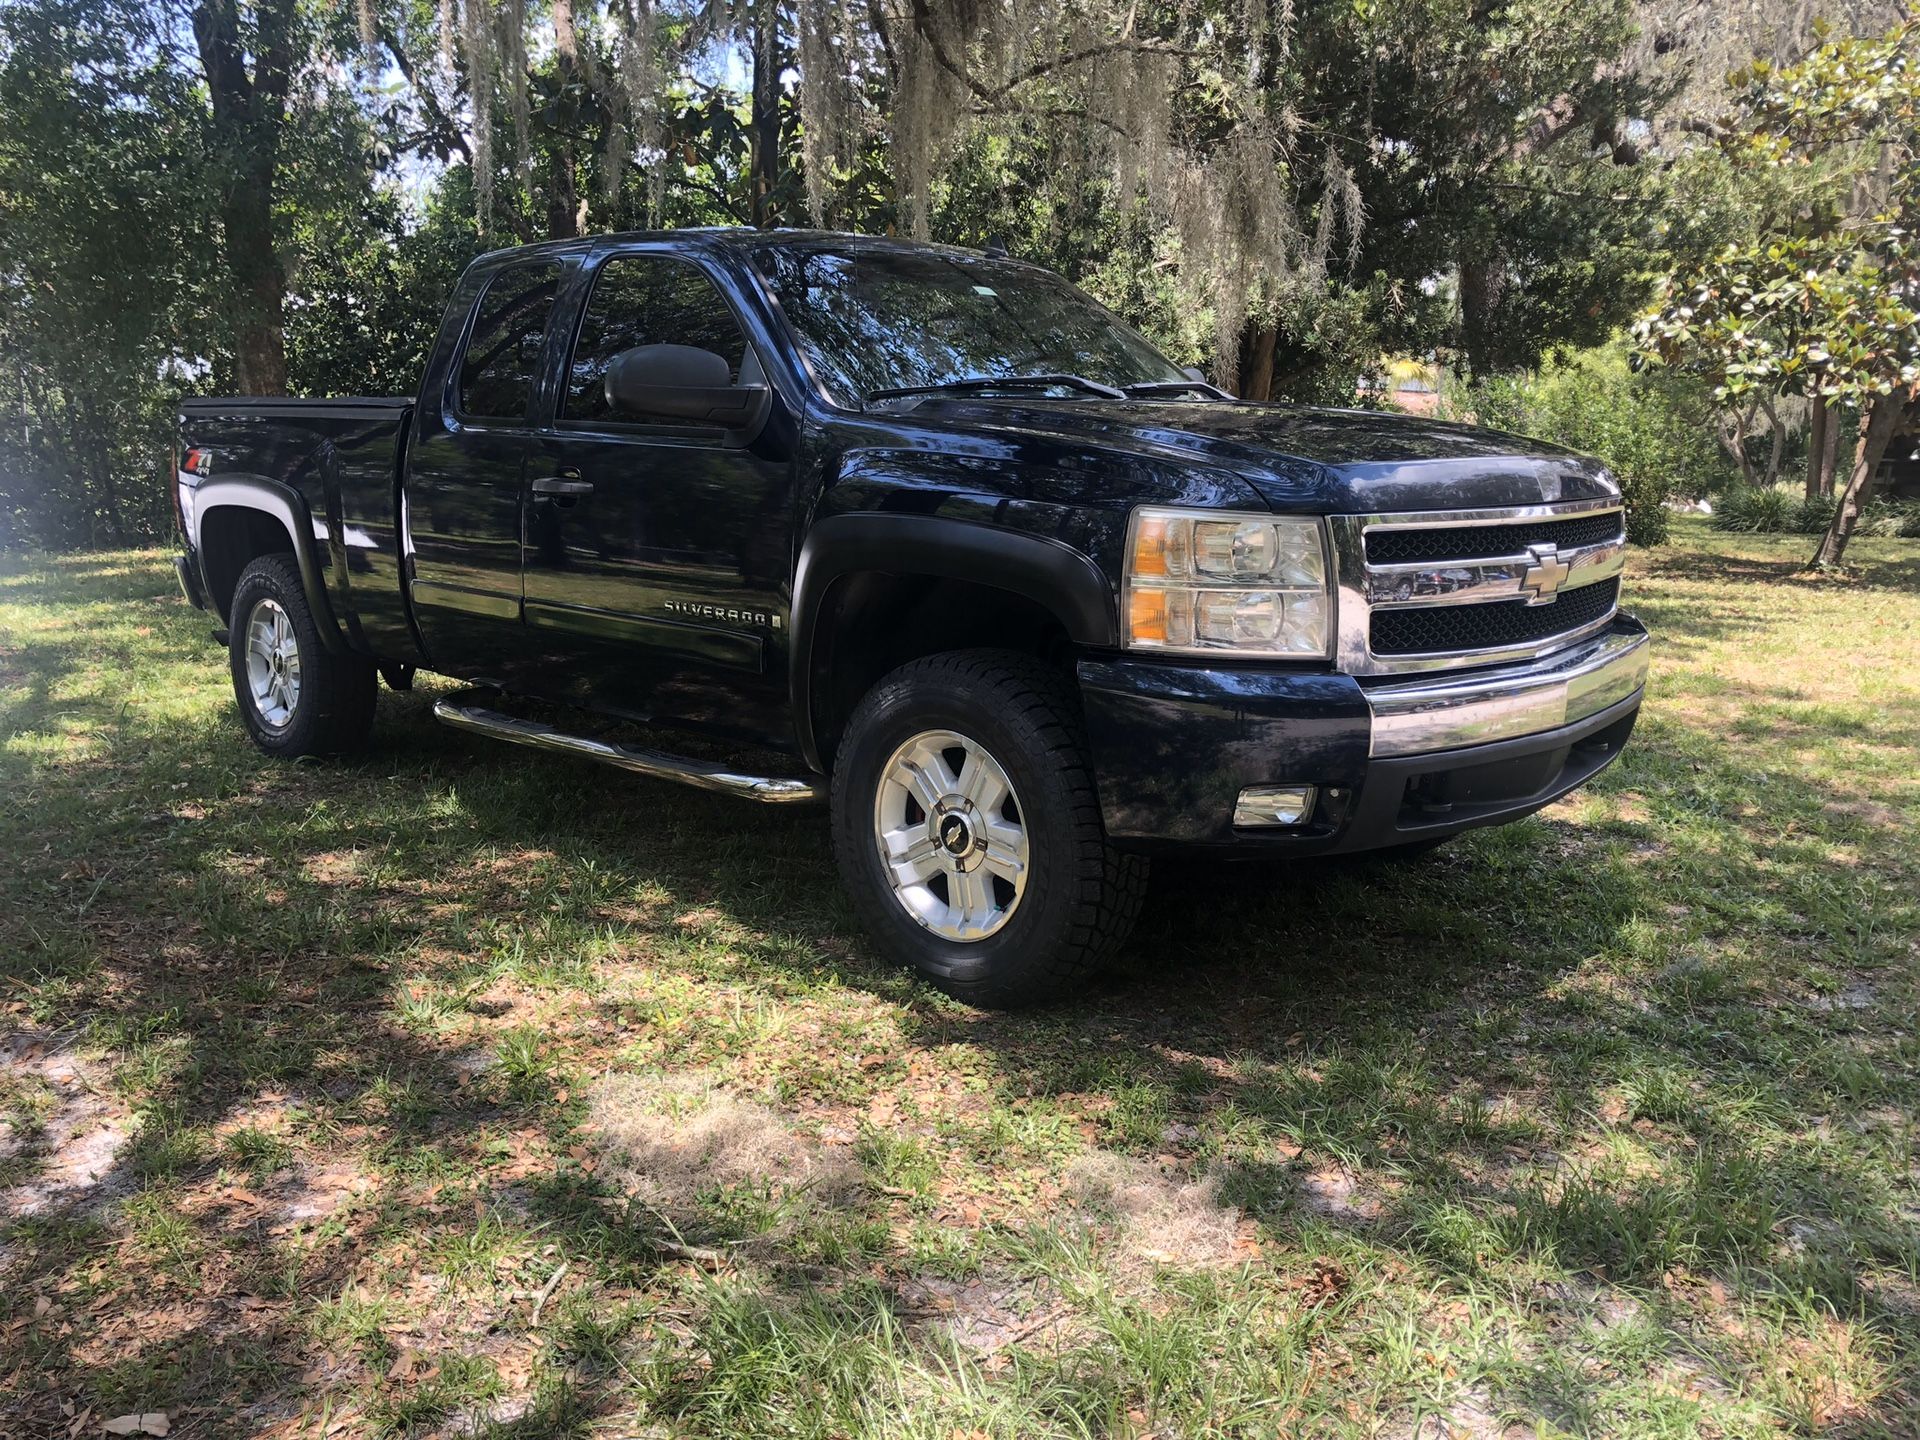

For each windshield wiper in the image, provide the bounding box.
[864,373,1128,405]
[1122,379,1234,400]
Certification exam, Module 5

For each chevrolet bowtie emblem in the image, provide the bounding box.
[1519,542,1571,604]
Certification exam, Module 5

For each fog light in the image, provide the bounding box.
[1234,784,1317,828]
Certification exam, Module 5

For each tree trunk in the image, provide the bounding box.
[1758,394,1786,487]
[78,396,125,546]
[1239,324,1278,401]
[1816,400,1842,497]
[1718,400,1759,486]
[1810,394,1906,569]
[1459,254,1508,378]
[223,162,289,394]
[547,0,583,238]
[193,0,294,396]
[748,0,780,227]
[1804,399,1829,499]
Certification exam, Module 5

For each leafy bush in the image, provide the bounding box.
[1713,487,1797,532]
[1450,343,1735,546]
[1860,502,1920,538]
[1712,488,1920,537]
[1791,493,1837,534]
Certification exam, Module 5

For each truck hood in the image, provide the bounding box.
[895,396,1620,513]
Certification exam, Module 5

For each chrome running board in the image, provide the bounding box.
[433,699,825,805]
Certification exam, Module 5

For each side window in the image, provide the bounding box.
[457,262,563,420]
[564,256,750,423]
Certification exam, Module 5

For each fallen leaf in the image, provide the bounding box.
[1302,1258,1348,1308]
[102,1414,168,1437]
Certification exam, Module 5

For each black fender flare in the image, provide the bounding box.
[190,475,349,654]
[788,513,1117,770]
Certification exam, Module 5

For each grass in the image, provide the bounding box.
[1,517,1916,1439]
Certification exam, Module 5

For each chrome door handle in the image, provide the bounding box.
[531,476,593,504]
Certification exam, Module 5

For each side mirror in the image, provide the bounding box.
[605,344,767,427]
[1181,365,1208,383]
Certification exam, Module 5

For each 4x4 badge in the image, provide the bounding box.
[1519,542,1571,604]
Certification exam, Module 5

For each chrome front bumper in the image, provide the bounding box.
[1364,617,1650,758]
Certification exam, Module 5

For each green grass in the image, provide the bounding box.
[2,522,1917,1438]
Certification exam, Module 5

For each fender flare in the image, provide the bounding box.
[789,513,1117,769]
[191,477,348,654]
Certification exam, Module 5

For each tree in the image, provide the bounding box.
[190,0,300,392]
[1637,22,1920,568]
[0,0,218,545]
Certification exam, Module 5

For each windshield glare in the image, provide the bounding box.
[749,243,1186,404]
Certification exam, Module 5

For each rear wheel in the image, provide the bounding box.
[830,650,1147,1007]
[228,554,377,758]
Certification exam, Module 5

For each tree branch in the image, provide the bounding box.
[379,23,473,165]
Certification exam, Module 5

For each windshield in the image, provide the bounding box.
[748,242,1187,405]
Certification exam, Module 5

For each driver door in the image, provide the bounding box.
[519,250,795,742]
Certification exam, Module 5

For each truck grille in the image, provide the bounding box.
[1330,499,1627,674]
[1372,577,1620,656]
[1364,511,1624,565]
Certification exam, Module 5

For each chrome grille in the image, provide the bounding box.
[1372,577,1620,655]
[1330,498,1627,675]
[1363,511,1624,565]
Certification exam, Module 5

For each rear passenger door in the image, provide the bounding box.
[408,258,565,681]
[519,249,796,742]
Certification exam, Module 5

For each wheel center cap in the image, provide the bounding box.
[938,814,973,856]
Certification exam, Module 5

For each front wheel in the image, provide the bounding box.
[830,650,1148,1007]
[228,554,377,758]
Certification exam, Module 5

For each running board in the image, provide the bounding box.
[432,700,825,805]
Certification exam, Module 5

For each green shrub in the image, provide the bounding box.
[1857,501,1920,538]
[1714,488,1796,533]
[1791,493,1837,534]
[1713,490,1920,537]
[1449,343,1734,546]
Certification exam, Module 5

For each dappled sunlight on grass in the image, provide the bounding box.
[1,518,1916,1437]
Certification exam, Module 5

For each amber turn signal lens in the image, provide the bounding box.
[1129,515,1173,577]
[1128,588,1168,643]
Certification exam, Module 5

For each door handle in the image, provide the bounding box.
[531,476,593,504]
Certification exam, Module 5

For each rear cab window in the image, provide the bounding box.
[457,262,564,421]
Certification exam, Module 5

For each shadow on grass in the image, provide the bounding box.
[3,551,1917,1435]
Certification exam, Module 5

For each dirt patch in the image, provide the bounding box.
[0,1030,132,1220]
[585,1073,860,1241]
[1297,1165,1385,1221]
[1804,983,1876,1013]
[896,1272,1072,1352]
[1065,1152,1250,1268]
[1385,1387,1529,1439]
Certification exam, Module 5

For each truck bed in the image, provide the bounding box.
[178,395,419,663]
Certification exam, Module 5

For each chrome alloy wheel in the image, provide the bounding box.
[244,597,302,729]
[872,729,1029,941]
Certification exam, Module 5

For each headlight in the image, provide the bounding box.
[1123,506,1331,657]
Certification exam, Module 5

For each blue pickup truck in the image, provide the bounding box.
[172,228,1649,1005]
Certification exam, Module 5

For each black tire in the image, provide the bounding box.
[830,649,1148,1007]
[227,554,377,758]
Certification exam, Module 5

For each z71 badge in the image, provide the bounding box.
[661,598,783,630]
